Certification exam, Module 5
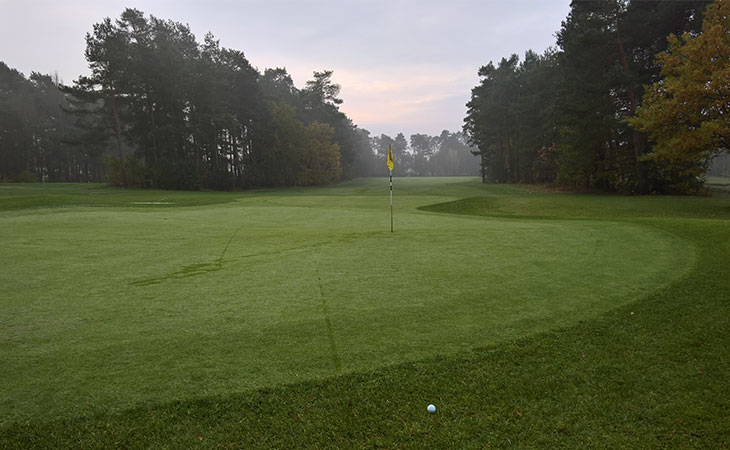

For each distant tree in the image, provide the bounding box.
[430,131,480,176]
[0,63,35,180]
[76,15,134,187]
[251,101,301,185]
[123,10,202,189]
[367,130,479,177]
[514,50,560,183]
[464,55,521,183]
[62,87,119,182]
[296,121,342,185]
[630,0,730,185]
[410,133,436,176]
[303,70,343,107]
[351,128,379,177]
[299,70,362,179]
[0,62,99,182]
[392,133,412,175]
[195,34,260,189]
[250,102,341,186]
[554,0,626,190]
[259,68,299,105]
[74,8,265,190]
[465,50,559,184]
[27,73,79,181]
[2,8,376,190]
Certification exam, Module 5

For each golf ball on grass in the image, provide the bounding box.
[427,404,436,413]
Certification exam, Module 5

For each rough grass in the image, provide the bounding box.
[1,178,729,448]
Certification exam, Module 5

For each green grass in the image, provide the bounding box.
[1,177,729,448]
[0,182,239,210]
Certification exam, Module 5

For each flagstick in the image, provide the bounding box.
[389,170,393,232]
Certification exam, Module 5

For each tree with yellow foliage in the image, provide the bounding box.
[630,0,730,180]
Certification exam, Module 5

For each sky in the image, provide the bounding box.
[0,0,571,138]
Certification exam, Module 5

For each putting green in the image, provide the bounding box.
[0,178,693,423]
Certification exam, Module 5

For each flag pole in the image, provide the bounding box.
[387,144,394,232]
[389,169,393,233]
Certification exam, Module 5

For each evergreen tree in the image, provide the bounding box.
[464,55,521,182]
[69,8,347,190]
[555,0,625,190]
[410,134,437,176]
[0,62,101,182]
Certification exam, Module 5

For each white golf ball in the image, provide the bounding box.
[427,404,436,413]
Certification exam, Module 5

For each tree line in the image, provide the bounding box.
[1,8,479,188]
[67,8,364,190]
[0,64,106,182]
[465,0,729,194]
[360,130,479,177]
[1,8,373,188]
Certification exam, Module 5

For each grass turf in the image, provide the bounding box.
[0,178,729,448]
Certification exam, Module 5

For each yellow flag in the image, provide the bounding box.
[387,144,394,171]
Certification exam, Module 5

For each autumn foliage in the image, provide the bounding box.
[630,0,730,179]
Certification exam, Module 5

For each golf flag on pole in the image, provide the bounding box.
[388,144,394,232]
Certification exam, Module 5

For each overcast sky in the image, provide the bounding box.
[0,0,570,138]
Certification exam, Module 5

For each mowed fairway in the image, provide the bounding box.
[0,178,693,424]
